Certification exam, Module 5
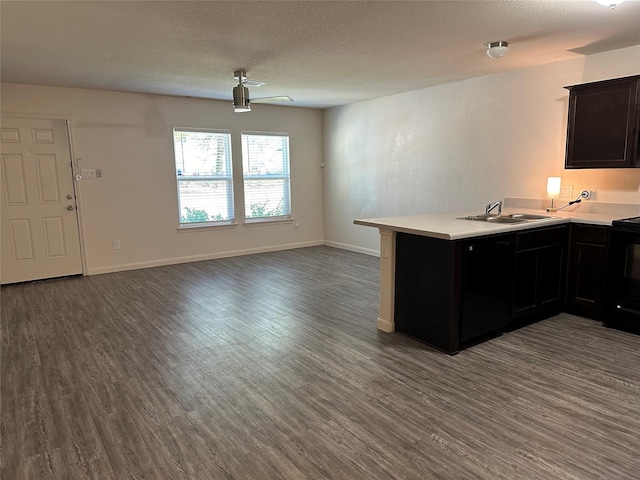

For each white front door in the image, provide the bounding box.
[1,117,83,284]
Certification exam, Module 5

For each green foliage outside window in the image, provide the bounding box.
[180,207,224,224]
[249,201,283,218]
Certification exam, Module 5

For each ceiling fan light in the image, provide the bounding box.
[233,85,251,112]
[486,41,509,59]
[596,0,624,8]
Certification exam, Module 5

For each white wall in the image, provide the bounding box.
[323,45,640,254]
[1,85,324,274]
[3,45,639,271]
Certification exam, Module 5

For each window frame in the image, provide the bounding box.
[241,131,292,224]
[173,128,235,229]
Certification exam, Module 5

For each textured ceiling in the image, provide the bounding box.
[2,1,640,109]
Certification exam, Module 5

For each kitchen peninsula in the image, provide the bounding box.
[354,201,639,354]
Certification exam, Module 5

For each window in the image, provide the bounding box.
[173,129,234,226]
[242,132,291,221]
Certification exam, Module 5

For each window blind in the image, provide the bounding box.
[173,129,234,225]
[241,133,291,220]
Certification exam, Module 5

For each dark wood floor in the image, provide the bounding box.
[2,246,640,479]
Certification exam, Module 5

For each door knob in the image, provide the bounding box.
[67,205,74,211]
[66,194,73,200]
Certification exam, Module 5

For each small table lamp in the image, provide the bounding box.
[546,176,561,212]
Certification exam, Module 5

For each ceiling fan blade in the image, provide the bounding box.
[232,70,292,109]
[252,96,294,104]
[243,80,266,88]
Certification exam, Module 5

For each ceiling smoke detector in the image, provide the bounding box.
[596,0,625,9]
[486,41,509,59]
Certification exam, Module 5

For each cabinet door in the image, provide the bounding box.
[512,226,568,321]
[461,234,513,342]
[538,244,565,306]
[567,225,610,319]
[565,77,640,169]
[513,249,539,318]
[394,233,461,353]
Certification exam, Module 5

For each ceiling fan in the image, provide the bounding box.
[232,70,293,112]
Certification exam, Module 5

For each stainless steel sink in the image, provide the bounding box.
[460,214,526,223]
[502,213,553,220]
[458,213,555,223]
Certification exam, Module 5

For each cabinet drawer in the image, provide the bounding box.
[571,224,609,245]
[516,226,568,251]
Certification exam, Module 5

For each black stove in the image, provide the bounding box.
[612,216,640,231]
[606,215,640,334]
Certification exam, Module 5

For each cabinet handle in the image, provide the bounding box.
[616,304,640,316]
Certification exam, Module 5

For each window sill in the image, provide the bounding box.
[243,217,294,227]
[177,222,238,233]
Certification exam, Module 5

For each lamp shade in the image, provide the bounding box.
[546,177,561,199]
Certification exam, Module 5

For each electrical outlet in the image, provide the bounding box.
[294,223,300,231]
[580,190,594,200]
[113,240,121,250]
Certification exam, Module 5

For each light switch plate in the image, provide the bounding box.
[81,169,96,179]
[560,185,573,197]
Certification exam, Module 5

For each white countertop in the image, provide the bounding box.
[354,208,629,240]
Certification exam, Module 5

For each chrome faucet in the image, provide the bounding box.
[485,201,502,215]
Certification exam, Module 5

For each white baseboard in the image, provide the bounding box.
[87,240,324,275]
[377,317,395,332]
[323,240,379,257]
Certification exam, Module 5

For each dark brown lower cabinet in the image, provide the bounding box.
[393,224,608,354]
[394,233,462,354]
[566,224,610,320]
[512,226,568,323]
[394,232,515,354]
[460,234,514,343]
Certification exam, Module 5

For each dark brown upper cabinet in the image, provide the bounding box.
[565,75,640,169]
